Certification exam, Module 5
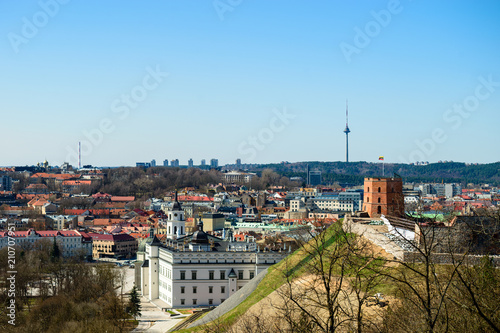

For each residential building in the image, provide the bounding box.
[210,159,219,168]
[445,183,462,198]
[0,229,92,258]
[163,159,169,167]
[46,215,78,230]
[0,175,13,191]
[201,213,225,232]
[89,233,138,259]
[338,189,363,211]
[188,158,194,168]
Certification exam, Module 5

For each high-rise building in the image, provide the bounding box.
[188,158,194,168]
[171,159,180,167]
[151,159,156,167]
[201,159,206,166]
[236,158,241,169]
[0,176,12,191]
[308,171,322,186]
[163,159,169,167]
[210,159,218,168]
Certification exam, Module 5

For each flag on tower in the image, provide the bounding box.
[379,156,384,161]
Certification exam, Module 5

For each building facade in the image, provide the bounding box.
[0,229,92,258]
[136,196,287,308]
[363,177,404,217]
[89,233,138,259]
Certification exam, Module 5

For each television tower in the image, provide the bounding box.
[343,100,351,163]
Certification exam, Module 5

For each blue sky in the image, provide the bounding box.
[1,0,499,167]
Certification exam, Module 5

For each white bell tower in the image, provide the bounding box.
[166,191,186,240]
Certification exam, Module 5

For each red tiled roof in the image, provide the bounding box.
[177,195,213,202]
[111,196,135,202]
[62,180,92,186]
[31,173,78,180]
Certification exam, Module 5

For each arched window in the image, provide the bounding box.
[378,187,381,193]
[174,226,177,235]
[366,197,369,203]
[378,198,381,203]
[377,206,382,214]
[367,187,370,192]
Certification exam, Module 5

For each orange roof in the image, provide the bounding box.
[31,173,78,180]
[111,196,135,202]
[62,180,92,186]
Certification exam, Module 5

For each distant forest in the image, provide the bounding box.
[245,161,500,186]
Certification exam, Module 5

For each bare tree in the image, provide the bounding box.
[272,221,383,332]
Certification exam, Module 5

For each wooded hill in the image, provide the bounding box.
[245,161,500,186]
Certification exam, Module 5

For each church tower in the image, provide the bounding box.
[166,191,186,240]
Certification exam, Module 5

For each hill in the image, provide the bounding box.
[244,161,500,186]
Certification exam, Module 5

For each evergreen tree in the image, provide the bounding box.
[50,237,60,262]
[128,285,141,320]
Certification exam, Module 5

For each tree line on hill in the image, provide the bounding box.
[246,161,500,186]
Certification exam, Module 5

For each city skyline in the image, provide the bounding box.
[1,1,499,166]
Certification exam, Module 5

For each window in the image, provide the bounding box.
[221,299,225,303]
[181,286,185,294]
[367,187,370,192]
[250,271,255,279]
[377,206,381,214]
[193,299,197,305]
[366,197,369,203]
[209,271,214,280]
[378,198,381,203]
[209,299,213,305]
[220,270,225,280]
[193,286,197,294]
[209,286,213,293]
[221,286,225,293]
[180,271,185,280]
[238,270,244,280]
[191,271,197,280]
[378,187,381,193]
[180,299,185,305]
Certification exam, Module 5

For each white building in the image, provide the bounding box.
[0,229,93,258]
[136,197,287,308]
[310,196,354,212]
[46,215,78,230]
[223,171,256,183]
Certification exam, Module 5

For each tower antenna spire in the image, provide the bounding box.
[346,99,348,126]
[343,99,351,163]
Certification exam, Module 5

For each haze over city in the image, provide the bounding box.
[1,0,499,167]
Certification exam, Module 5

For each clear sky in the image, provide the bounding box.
[1,0,499,167]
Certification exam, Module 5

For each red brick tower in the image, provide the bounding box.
[363,177,404,217]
